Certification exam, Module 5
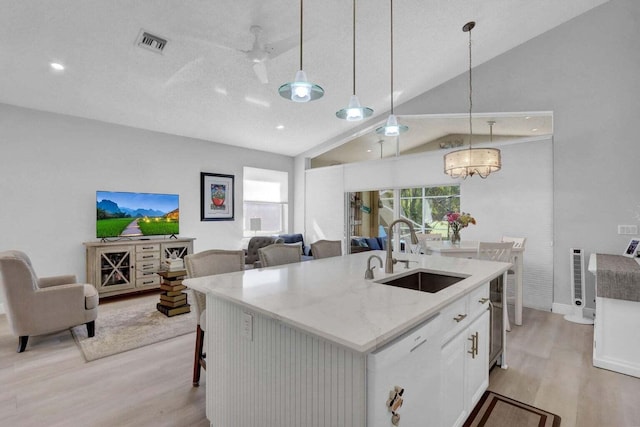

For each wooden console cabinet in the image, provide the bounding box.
[84,238,194,298]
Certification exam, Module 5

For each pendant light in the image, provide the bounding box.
[336,0,373,121]
[444,21,501,179]
[376,0,407,136]
[279,0,324,102]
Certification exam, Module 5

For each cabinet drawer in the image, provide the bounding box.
[137,243,161,253]
[136,275,161,288]
[137,259,160,272]
[136,251,160,262]
[468,283,490,319]
[440,296,469,344]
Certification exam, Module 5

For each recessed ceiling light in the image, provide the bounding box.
[276,125,285,130]
[50,62,65,71]
[525,116,531,120]
[531,128,538,132]
[366,149,372,153]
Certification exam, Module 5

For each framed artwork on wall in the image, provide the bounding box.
[623,238,640,258]
[201,172,234,221]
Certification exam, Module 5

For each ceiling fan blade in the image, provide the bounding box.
[264,34,299,59]
[164,56,209,88]
[253,61,269,84]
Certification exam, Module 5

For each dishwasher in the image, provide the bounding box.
[367,313,442,427]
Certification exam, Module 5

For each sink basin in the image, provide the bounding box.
[377,270,466,293]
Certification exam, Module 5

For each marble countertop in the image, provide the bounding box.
[184,251,510,354]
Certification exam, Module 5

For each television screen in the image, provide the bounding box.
[96,191,179,238]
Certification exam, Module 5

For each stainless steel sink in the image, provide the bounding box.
[377,270,466,293]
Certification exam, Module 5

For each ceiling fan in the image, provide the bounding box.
[165,25,297,87]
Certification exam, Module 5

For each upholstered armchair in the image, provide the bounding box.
[0,250,98,353]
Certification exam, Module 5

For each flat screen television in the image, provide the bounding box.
[96,191,179,239]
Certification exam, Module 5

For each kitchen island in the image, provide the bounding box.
[184,250,510,427]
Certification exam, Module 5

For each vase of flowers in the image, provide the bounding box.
[445,211,476,245]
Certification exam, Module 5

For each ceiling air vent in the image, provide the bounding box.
[136,30,167,54]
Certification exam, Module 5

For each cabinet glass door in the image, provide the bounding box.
[99,250,133,289]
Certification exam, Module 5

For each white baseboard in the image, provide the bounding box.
[553,302,596,323]
[551,302,574,315]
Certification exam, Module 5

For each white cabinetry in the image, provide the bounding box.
[440,284,490,427]
[84,238,194,297]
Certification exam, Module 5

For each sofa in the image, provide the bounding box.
[350,236,388,254]
[245,236,283,268]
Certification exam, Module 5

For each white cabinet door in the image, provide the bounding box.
[466,310,490,409]
[441,332,467,427]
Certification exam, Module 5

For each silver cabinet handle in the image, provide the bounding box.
[453,314,467,323]
[478,297,489,304]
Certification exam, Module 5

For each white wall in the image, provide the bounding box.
[298,0,640,309]
[305,139,553,310]
[396,0,640,308]
[0,104,294,311]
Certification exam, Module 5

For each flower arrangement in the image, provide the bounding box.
[445,211,476,243]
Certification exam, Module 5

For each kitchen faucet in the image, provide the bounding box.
[385,219,419,274]
[365,254,383,279]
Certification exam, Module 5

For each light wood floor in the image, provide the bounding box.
[490,308,640,427]
[1,301,639,426]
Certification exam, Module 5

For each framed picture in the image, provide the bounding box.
[623,238,640,258]
[200,172,234,221]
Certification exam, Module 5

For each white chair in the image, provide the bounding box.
[258,244,301,267]
[500,236,526,323]
[184,249,244,386]
[310,240,342,259]
[415,233,443,254]
[477,242,513,331]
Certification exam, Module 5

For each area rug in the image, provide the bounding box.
[463,391,561,427]
[71,292,196,362]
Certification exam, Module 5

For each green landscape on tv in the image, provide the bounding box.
[96,191,179,238]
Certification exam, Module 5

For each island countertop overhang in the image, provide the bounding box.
[183,251,510,354]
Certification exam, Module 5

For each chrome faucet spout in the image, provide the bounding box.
[385,219,418,274]
[365,255,383,279]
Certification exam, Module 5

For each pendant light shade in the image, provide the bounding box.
[376,0,407,136]
[279,0,324,102]
[336,0,373,121]
[444,21,501,179]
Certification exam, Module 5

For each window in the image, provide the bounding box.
[243,167,288,236]
[399,185,460,237]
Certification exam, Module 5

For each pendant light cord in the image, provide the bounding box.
[390,0,394,114]
[299,0,304,70]
[352,0,356,95]
[467,23,473,149]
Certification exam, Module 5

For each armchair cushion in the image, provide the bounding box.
[38,274,78,288]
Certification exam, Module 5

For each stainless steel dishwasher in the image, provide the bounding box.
[367,313,442,427]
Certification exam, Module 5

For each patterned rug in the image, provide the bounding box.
[71,292,196,362]
[464,391,561,427]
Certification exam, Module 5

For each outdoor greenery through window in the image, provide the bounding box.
[399,185,460,237]
[377,186,460,238]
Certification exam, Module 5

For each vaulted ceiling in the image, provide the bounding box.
[0,0,608,157]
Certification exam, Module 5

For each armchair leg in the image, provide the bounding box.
[86,321,96,337]
[193,324,205,387]
[17,336,29,353]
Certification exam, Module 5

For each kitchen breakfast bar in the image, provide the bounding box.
[184,251,511,427]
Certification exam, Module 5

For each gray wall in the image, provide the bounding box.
[0,104,294,311]
[397,0,640,307]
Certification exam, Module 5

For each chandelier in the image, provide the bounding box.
[444,21,501,179]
